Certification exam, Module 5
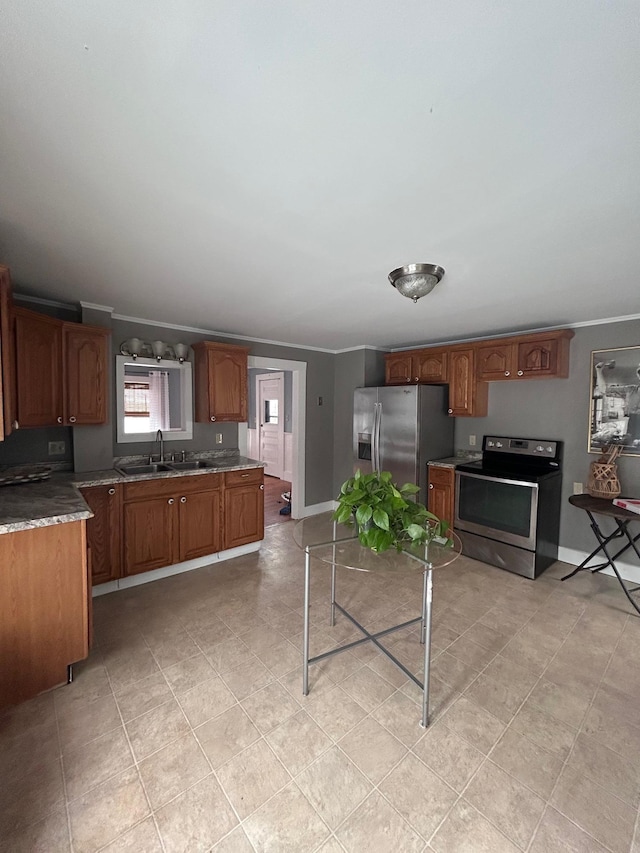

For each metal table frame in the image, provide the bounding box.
[301,525,437,728]
[564,494,640,616]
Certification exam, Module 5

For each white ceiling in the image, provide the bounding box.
[1,1,639,352]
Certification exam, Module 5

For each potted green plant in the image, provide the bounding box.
[333,469,452,553]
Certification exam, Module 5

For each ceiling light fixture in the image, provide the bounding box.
[388,263,445,303]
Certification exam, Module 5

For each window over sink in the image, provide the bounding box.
[115,355,193,443]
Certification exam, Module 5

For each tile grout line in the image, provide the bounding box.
[52,676,75,853]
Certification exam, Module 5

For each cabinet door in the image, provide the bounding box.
[123,497,178,575]
[385,353,412,385]
[448,349,488,417]
[223,484,264,549]
[208,348,248,421]
[179,489,221,561]
[476,342,515,381]
[64,325,109,424]
[516,337,563,378]
[81,485,122,585]
[0,266,15,440]
[427,466,455,532]
[414,349,448,383]
[14,309,63,427]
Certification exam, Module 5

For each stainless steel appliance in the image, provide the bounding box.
[455,435,563,579]
[353,385,454,502]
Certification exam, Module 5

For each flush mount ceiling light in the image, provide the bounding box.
[388,263,445,303]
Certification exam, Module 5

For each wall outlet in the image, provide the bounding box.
[469,434,476,447]
[48,440,66,456]
[573,482,584,494]
[216,433,223,444]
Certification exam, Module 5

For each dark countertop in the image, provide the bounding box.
[0,455,264,535]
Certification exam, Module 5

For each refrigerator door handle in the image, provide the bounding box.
[375,402,382,472]
[372,402,380,473]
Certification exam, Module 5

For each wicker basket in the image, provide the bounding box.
[587,444,622,499]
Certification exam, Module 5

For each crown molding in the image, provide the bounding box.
[13,292,77,311]
[80,300,114,313]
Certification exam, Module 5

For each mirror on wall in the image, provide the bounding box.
[115,355,193,443]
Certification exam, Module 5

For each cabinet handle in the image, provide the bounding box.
[180,496,187,503]
[414,376,419,382]
[447,408,453,414]
[517,370,524,376]
[57,416,63,424]
[108,488,116,495]
[429,484,434,489]
[240,473,249,478]
[69,416,77,423]
[168,498,175,505]
[259,484,264,490]
[504,371,510,376]
[13,420,19,430]
[210,416,216,422]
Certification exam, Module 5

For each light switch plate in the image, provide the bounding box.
[216,433,223,444]
[48,441,66,456]
[469,434,476,446]
[573,482,584,494]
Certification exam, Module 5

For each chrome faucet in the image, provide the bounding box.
[155,429,164,463]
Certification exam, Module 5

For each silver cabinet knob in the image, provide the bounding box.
[259,484,264,490]
[108,488,116,495]
[57,416,63,424]
[517,370,524,376]
[13,420,19,430]
[447,408,453,414]
[414,376,419,382]
[180,496,187,503]
[505,371,510,376]
[210,416,216,422]
[168,498,175,505]
[429,483,434,489]
[69,416,77,423]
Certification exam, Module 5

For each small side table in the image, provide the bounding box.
[294,513,462,728]
[564,494,640,615]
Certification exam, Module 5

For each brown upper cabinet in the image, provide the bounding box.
[475,329,574,382]
[385,329,574,417]
[385,349,448,385]
[0,266,16,440]
[193,340,249,423]
[14,307,110,429]
[447,347,488,417]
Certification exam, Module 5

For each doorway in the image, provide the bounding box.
[256,371,285,479]
[240,356,306,520]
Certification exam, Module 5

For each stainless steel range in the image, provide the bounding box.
[455,435,563,579]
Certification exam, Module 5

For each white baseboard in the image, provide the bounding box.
[92,541,261,597]
[557,546,640,585]
[297,500,337,519]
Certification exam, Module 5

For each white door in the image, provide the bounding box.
[257,372,285,479]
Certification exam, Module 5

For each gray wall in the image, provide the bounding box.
[454,319,640,556]
[332,348,386,495]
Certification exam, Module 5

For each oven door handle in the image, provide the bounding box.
[455,470,538,489]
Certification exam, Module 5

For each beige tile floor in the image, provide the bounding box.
[2,522,640,852]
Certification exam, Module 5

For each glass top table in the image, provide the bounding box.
[294,512,462,727]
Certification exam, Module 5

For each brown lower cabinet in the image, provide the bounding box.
[83,469,263,584]
[427,464,455,533]
[0,520,89,710]
[80,484,123,584]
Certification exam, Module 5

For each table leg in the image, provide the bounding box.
[421,567,433,728]
[420,567,427,645]
[303,546,311,695]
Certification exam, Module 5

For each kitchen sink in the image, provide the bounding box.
[115,463,173,476]
[167,460,220,470]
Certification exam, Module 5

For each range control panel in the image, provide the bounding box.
[483,436,559,459]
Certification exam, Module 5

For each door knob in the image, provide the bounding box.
[168,498,175,505]
[180,496,187,503]
[108,488,116,495]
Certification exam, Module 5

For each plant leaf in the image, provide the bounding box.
[372,508,390,531]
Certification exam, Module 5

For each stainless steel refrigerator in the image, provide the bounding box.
[353,385,454,503]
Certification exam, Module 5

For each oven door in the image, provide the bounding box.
[455,470,538,550]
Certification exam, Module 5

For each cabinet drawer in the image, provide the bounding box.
[123,472,222,501]
[224,467,263,487]
[428,465,455,486]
